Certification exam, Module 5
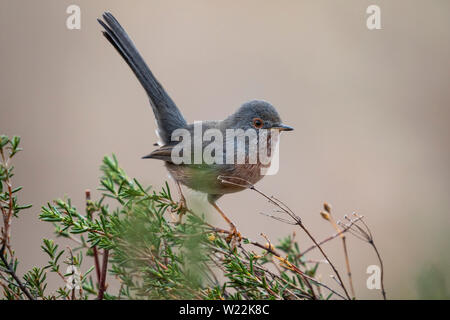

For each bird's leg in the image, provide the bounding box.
[210,201,242,246]
[171,181,187,224]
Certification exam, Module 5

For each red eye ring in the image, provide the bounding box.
[252,118,264,129]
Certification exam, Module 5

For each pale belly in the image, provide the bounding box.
[165,162,267,195]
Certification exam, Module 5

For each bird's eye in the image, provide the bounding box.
[252,118,264,129]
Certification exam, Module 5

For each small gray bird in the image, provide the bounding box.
[98,12,293,241]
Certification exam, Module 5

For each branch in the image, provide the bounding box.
[0,244,34,300]
[299,215,364,256]
[97,249,109,300]
[85,190,102,286]
[217,175,351,300]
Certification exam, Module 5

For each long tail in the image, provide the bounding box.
[98,12,187,144]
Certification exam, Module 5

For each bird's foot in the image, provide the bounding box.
[225,225,242,248]
[171,197,187,224]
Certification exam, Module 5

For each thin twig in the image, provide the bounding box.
[97,249,109,300]
[0,245,34,300]
[217,175,351,299]
[0,149,14,255]
[341,236,355,298]
[321,204,355,298]
[67,246,76,300]
[370,240,386,300]
[211,244,320,299]
[205,212,346,299]
[299,215,364,256]
[0,148,34,300]
[85,190,102,286]
[340,213,387,300]
[295,223,350,299]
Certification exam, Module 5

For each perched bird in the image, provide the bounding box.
[98,12,293,242]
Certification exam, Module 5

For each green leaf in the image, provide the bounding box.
[0,135,8,148]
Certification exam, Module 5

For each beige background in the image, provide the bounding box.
[1,0,450,299]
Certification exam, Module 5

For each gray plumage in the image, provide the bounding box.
[98,12,186,144]
[98,12,293,205]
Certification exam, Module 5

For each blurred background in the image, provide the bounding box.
[1,0,449,299]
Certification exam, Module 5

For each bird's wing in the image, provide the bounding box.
[98,12,187,144]
[143,121,225,163]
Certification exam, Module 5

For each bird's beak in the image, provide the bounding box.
[271,123,294,131]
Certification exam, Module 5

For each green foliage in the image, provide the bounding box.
[416,265,450,299]
[0,135,31,217]
[0,135,351,300]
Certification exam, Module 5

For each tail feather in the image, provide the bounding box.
[98,12,187,144]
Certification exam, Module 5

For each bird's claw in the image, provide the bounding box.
[171,198,187,224]
[225,226,242,247]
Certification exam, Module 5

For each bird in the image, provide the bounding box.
[98,12,293,243]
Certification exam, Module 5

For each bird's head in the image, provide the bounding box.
[225,100,294,132]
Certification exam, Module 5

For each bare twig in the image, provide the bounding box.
[341,237,354,298]
[0,148,13,255]
[321,203,355,298]
[218,175,351,300]
[296,222,350,299]
[97,249,109,300]
[248,235,317,299]
[85,190,102,286]
[370,240,386,300]
[67,246,77,300]
[0,148,34,300]
[299,215,364,256]
[339,213,386,300]
[0,244,34,300]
